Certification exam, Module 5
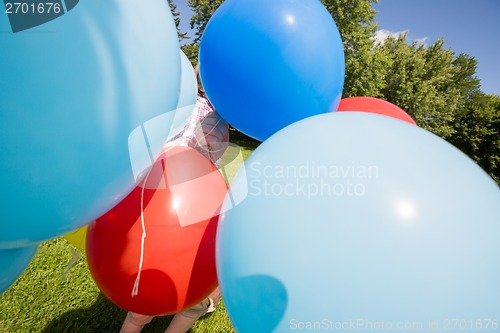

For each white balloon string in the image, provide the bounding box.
[131,146,174,298]
[130,116,225,297]
[61,248,81,281]
[131,174,149,297]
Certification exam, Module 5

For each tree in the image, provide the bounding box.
[374,35,500,182]
[450,93,500,184]
[183,0,500,182]
[181,43,199,67]
[321,0,386,98]
[187,0,224,42]
[167,0,189,42]
[375,36,481,139]
[178,0,224,64]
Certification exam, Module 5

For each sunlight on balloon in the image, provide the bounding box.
[395,200,417,222]
[285,14,295,25]
[172,199,180,211]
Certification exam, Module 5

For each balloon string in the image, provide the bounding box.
[131,146,174,298]
[131,179,148,297]
[131,158,154,297]
[61,248,81,281]
[131,116,224,297]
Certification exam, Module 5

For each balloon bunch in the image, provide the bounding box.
[1,1,498,328]
[198,0,500,332]
[0,1,197,295]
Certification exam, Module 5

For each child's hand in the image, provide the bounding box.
[190,111,229,160]
[201,111,229,150]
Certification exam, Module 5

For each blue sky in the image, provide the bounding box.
[373,0,499,95]
[172,0,499,95]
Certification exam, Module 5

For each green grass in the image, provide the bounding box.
[0,134,257,333]
[0,239,237,333]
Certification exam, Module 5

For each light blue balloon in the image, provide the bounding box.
[0,245,38,294]
[0,0,181,248]
[199,0,345,141]
[167,50,198,141]
[217,112,500,332]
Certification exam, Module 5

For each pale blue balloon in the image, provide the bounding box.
[0,0,181,248]
[167,50,198,141]
[0,245,38,294]
[217,112,500,332]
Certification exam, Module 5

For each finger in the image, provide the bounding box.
[200,123,225,141]
[203,133,222,147]
[199,118,220,129]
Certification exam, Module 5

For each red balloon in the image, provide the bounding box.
[337,96,417,125]
[86,146,227,316]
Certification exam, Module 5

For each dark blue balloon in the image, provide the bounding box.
[0,0,181,248]
[199,0,345,141]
